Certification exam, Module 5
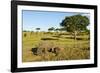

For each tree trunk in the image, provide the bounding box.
[74,31,77,48]
[74,31,77,40]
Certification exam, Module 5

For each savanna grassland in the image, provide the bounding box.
[22,31,90,62]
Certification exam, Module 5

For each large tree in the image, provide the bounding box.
[60,14,89,40]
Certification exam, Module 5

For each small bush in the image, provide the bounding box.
[24,33,27,37]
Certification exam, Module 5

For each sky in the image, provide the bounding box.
[22,10,90,31]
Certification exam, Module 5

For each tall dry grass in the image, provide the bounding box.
[22,32,90,62]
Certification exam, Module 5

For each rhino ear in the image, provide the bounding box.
[48,48,51,52]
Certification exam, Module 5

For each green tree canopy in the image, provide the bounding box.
[48,27,55,32]
[36,28,40,31]
[60,14,89,40]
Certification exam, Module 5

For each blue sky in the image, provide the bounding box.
[22,10,90,31]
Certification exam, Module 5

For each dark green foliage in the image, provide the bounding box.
[36,28,40,30]
[60,14,89,41]
[48,27,55,32]
[60,15,89,32]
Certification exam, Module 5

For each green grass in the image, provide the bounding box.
[22,31,90,62]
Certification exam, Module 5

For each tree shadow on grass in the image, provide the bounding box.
[41,37,59,40]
